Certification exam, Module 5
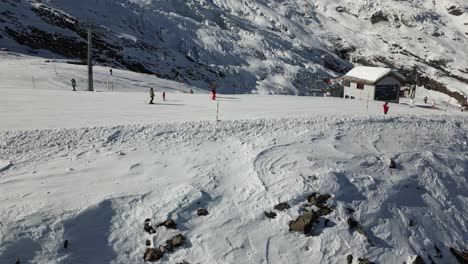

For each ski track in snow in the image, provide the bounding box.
[0,115,467,263]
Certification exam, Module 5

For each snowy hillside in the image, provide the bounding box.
[1,0,467,102]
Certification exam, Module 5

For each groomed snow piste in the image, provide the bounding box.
[0,55,467,264]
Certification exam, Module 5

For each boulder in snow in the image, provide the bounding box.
[274,202,290,211]
[144,222,156,234]
[289,211,318,235]
[307,193,331,206]
[347,255,353,264]
[370,11,389,24]
[264,211,277,219]
[447,5,464,16]
[197,208,209,216]
[143,247,163,262]
[336,6,346,13]
[358,257,375,264]
[157,219,177,230]
[0,160,12,173]
[166,234,185,248]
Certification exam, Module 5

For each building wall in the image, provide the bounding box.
[343,76,401,102]
[343,83,375,100]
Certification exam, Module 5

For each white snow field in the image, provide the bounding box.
[1,56,468,264]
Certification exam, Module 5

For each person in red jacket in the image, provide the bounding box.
[383,102,390,115]
[211,85,216,100]
[162,91,166,101]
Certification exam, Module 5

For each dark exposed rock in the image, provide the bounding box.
[347,218,359,229]
[166,234,186,248]
[447,5,464,16]
[274,202,291,211]
[324,219,330,227]
[144,222,156,234]
[347,254,353,264]
[371,11,389,24]
[346,207,356,214]
[348,218,371,243]
[157,219,177,230]
[143,247,163,262]
[307,193,331,207]
[336,6,346,13]
[389,158,397,169]
[412,255,426,264]
[264,211,277,219]
[197,208,209,216]
[64,240,68,249]
[158,245,167,254]
[318,206,333,216]
[450,247,468,263]
[289,211,318,236]
[146,239,151,246]
[357,257,375,264]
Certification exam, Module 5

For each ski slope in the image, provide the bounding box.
[0,55,468,264]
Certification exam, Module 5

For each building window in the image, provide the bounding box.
[357,83,364,89]
[344,81,350,87]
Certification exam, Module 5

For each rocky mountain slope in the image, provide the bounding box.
[0,0,467,102]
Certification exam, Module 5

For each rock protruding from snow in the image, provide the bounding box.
[370,11,388,24]
[347,218,371,243]
[197,208,209,216]
[264,211,277,219]
[166,234,186,248]
[447,5,464,16]
[289,211,318,235]
[274,202,290,211]
[157,219,177,230]
[143,247,163,262]
[357,257,375,264]
[144,219,156,234]
[0,160,12,173]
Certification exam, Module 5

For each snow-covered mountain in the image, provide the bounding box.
[1,0,467,102]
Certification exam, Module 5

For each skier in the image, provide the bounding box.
[109,68,113,76]
[383,102,390,115]
[211,85,216,100]
[190,89,193,94]
[162,91,166,101]
[71,78,77,91]
[149,88,155,104]
[424,96,428,104]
